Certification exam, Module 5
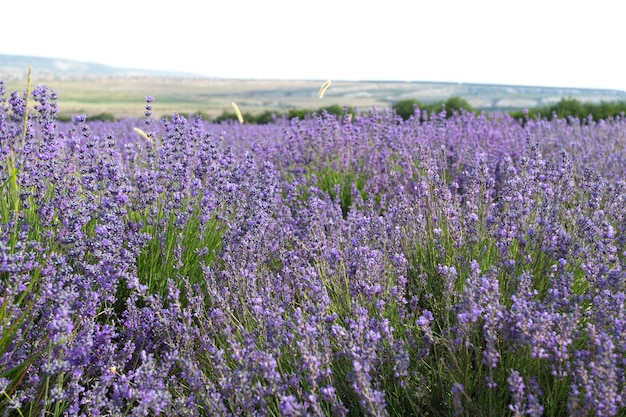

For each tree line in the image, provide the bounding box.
[204,97,626,124]
[69,97,626,124]
[392,97,626,123]
[508,98,626,122]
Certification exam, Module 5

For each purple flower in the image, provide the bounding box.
[278,395,304,416]
[451,382,465,417]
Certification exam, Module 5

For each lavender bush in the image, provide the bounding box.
[1,79,626,416]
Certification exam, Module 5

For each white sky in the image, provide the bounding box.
[3,0,626,91]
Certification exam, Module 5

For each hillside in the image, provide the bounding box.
[0,54,198,79]
[2,54,626,118]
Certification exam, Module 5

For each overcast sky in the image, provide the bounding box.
[3,0,625,91]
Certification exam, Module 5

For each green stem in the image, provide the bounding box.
[21,65,32,149]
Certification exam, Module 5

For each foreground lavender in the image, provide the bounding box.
[1,81,626,416]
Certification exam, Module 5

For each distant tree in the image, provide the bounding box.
[552,98,586,119]
[87,112,116,122]
[254,110,279,124]
[190,111,212,121]
[509,98,626,124]
[593,101,614,120]
[214,111,239,123]
[393,97,473,121]
[319,104,345,117]
[393,99,421,121]
[287,109,310,120]
[319,105,356,120]
[443,96,472,115]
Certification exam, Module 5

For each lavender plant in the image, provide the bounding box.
[1,79,626,416]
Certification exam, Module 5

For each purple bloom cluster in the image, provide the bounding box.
[1,82,626,415]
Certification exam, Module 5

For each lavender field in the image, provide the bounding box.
[1,80,626,416]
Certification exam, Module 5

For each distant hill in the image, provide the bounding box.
[0,54,199,79]
[387,81,626,111]
[2,54,626,117]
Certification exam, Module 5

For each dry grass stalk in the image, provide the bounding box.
[133,127,154,143]
[231,102,244,124]
[318,80,331,98]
